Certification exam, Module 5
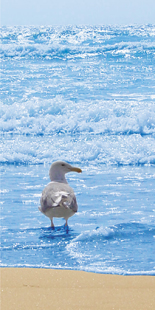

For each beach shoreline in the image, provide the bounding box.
[1,268,155,310]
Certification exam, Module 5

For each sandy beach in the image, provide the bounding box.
[1,268,155,310]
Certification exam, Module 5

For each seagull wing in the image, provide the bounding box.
[39,182,78,213]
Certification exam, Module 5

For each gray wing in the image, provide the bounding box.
[39,182,78,213]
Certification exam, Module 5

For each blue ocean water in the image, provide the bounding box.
[0,25,155,275]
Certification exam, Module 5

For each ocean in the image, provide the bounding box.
[0,25,155,275]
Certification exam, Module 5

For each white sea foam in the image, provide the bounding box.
[1,26,155,166]
[1,95,155,165]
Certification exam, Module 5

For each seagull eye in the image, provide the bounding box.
[61,164,65,166]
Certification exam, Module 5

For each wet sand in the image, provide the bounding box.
[1,268,155,310]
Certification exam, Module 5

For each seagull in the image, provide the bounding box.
[39,161,82,227]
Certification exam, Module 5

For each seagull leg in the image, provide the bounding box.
[51,218,54,228]
[64,219,69,232]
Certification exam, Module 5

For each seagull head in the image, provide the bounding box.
[49,161,82,183]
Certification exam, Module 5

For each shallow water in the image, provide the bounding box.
[0,25,155,274]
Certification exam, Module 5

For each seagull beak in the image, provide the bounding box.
[70,166,82,173]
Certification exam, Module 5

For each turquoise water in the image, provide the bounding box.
[0,25,155,274]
